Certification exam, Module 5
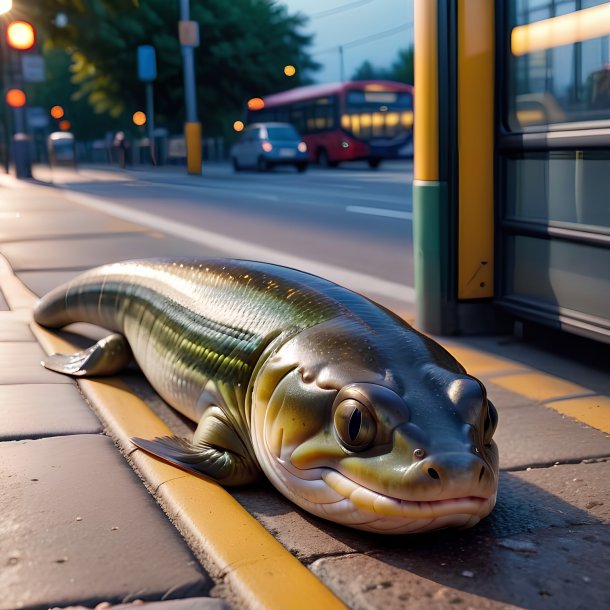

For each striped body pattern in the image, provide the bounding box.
[34,258,499,534]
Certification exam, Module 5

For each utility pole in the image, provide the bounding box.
[179,0,202,174]
[137,45,157,165]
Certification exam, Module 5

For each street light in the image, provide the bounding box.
[284,64,296,77]
[4,16,34,178]
[50,105,64,119]
[247,97,265,111]
[5,88,25,107]
[132,111,146,126]
[0,1,12,15]
[6,20,36,51]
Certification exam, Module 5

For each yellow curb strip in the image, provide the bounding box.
[31,323,348,610]
[546,396,610,435]
[441,341,609,435]
[442,344,527,376]
[489,371,591,402]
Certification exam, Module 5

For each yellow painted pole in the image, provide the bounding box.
[413,0,439,182]
[457,0,495,299]
[185,121,202,175]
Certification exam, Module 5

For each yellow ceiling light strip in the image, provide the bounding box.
[512,2,610,56]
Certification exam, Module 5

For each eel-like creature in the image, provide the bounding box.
[33,258,499,534]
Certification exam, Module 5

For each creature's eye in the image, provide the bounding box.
[334,399,376,451]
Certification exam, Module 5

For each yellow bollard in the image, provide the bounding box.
[185,121,202,174]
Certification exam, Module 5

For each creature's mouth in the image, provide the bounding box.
[322,469,493,521]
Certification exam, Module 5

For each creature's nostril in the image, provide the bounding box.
[427,467,440,480]
[479,466,486,482]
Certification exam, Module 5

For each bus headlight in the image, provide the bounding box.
[297,141,307,153]
[341,141,350,148]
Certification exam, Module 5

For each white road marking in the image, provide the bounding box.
[346,205,412,220]
[63,190,416,304]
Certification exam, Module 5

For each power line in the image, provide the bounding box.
[314,22,411,55]
[310,0,374,20]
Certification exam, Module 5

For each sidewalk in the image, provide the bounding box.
[1,169,609,610]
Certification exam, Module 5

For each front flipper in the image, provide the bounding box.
[132,407,261,486]
[42,333,132,377]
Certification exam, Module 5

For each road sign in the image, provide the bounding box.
[27,106,49,128]
[137,45,157,82]
[179,20,199,47]
[22,54,45,82]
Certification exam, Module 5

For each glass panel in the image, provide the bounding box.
[507,0,610,129]
[345,90,413,111]
[506,235,610,319]
[505,151,610,230]
[266,126,299,140]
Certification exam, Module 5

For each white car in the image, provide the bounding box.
[231,122,308,172]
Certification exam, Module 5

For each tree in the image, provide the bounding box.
[351,60,387,82]
[388,47,414,84]
[351,46,413,85]
[14,0,319,139]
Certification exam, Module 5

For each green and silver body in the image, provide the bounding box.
[34,258,499,534]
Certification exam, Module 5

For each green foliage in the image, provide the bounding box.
[351,47,414,85]
[13,0,318,139]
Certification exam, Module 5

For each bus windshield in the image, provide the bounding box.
[342,89,413,140]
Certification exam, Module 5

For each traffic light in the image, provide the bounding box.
[5,88,26,108]
[50,105,65,120]
[6,20,36,51]
[247,97,265,111]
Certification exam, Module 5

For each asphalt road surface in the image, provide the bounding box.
[34,160,415,312]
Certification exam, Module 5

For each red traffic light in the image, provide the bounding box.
[247,97,265,111]
[6,89,26,108]
[6,20,36,51]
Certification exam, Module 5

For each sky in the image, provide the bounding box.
[280,0,414,84]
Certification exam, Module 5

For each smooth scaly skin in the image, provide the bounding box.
[34,258,499,534]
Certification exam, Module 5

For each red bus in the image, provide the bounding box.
[246,80,414,169]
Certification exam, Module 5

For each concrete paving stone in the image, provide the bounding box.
[0,342,74,384]
[0,233,218,272]
[0,384,102,440]
[478,463,609,538]
[0,209,148,242]
[493,400,610,470]
[310,523,610,610]
[0,287,8,310]
[0,311,34,341]
[0,434,212,610]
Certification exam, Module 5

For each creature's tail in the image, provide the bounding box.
[33,267,121,331]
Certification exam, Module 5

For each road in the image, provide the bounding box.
[34,160,415,312]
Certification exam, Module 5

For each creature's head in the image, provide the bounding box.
[251,320,499,534]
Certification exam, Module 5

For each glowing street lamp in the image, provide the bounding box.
[6,20,36,51]
[284,64,296,77]
[50,105,64,119]
[247,97,265,111]
[132,111,147,126]
[0,1,13,15]
[233,120,244,132]
[6,88,26,107]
